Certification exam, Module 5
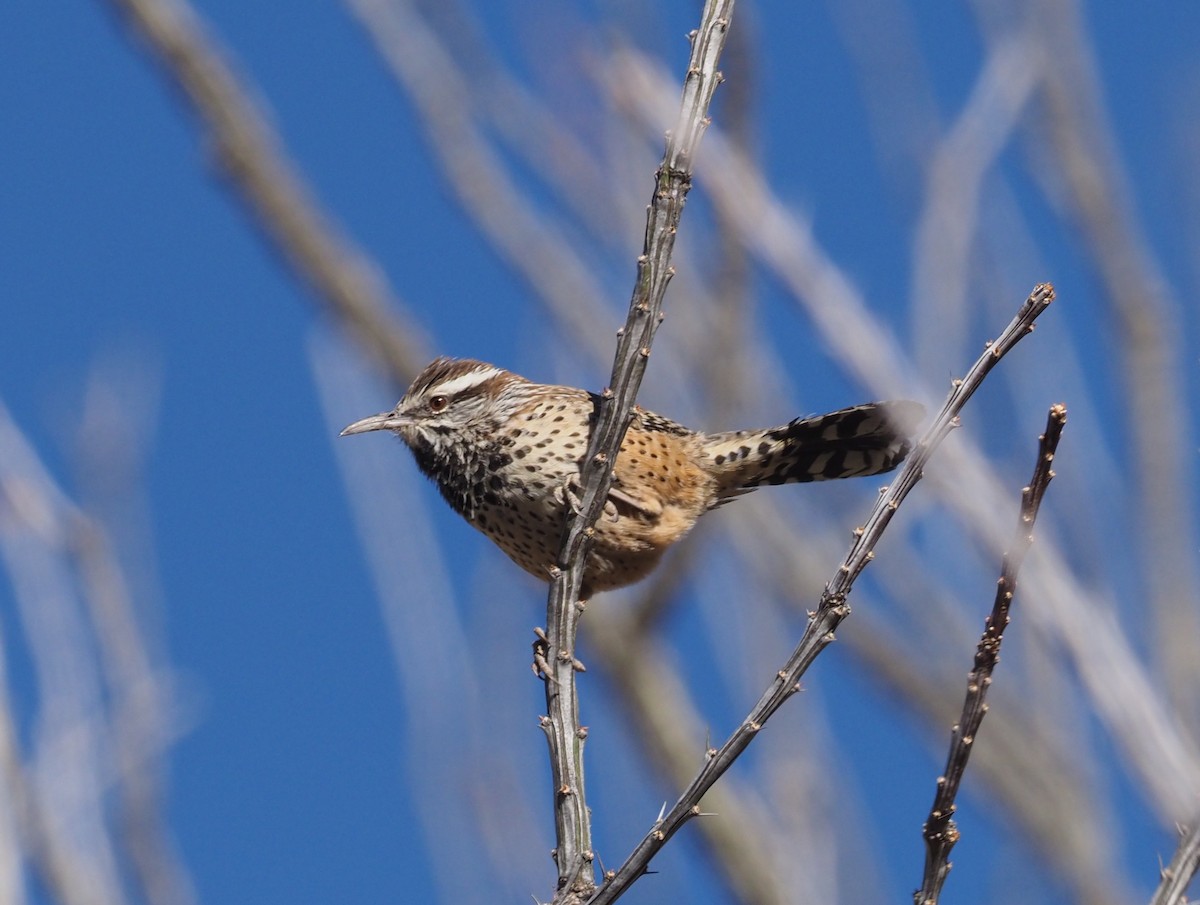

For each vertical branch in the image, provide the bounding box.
[915,404,1067,905]
[539,2,736,900]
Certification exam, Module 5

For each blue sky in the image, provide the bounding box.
[4,2,1200,904]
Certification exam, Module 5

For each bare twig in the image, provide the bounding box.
[1150,819,1200,905]
[537,4,736,899]
[589,284,1054,904]
[100,0,427,383]
[915,403,1067,905]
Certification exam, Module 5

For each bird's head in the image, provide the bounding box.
[340,357,524,459]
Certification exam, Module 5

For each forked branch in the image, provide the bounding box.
[589,283,1055,905]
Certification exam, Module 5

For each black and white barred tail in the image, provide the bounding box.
[699,401,923,500]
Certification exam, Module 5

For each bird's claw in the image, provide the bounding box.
[532,627,555,681]
[557,476,619,521]
[557,477,584,515]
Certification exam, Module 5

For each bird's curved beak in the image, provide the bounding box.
[339,412,408,436]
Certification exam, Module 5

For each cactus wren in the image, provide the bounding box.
[341,357,921,595]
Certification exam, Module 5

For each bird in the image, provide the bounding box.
[341,357,922,596]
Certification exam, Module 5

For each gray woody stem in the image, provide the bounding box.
[589,283,1055,905]
[915,403,1067,905]
[539,3,736,901]
[1150,820,1200,905]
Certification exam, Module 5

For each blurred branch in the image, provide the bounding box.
[311,337,554,901]
[732,493,1128,905]
[614,49,1200,823]
[346,0,616,358]
[100,0,427,384]
[837,601,1126,905]
[701,7,758,428]
[592,285,1054,905]
[0,397,194,905]
[588,611,791,905]
[910,32,1041,375]
[608,43,921,389]
[916,404,1066,905]
[0,647,27,905]
[402,0,630,247]
[73,520,191,905]
[1005,0,1200,716]
[71,365,194,905]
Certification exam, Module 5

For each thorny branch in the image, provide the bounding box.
[589,283,1055,905]
[1150,819,1200,905]
[915,403,1067,905]
[538,2,736,900]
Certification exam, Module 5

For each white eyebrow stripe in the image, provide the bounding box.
[432,367,505,398]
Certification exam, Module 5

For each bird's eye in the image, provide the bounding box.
[429,395,449,413]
